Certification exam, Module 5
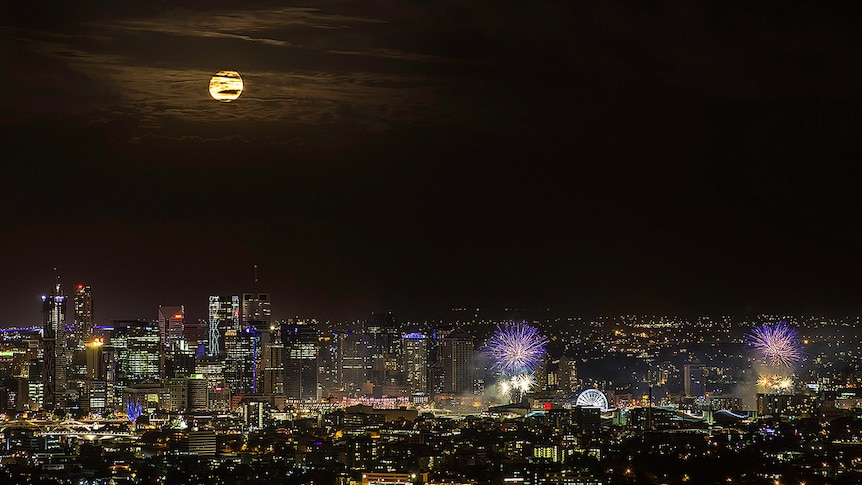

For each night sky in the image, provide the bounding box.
[2,1,860,325]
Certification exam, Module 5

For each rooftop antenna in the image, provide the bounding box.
[54,267,61,294]
[253,264,259,293]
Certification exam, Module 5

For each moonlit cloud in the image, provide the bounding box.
[4,5,446,140]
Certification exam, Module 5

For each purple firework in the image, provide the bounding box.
[484,322,548,375]
[746,320,802,368]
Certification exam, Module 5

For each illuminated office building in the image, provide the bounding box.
[188,374,209,411]
[86,338,106,380]
[73,284,94,344]
[336,328,367,395]
[241,292,271,327]
[559,355,578,392]
[365,312,401,387]
[282,321,318,401]
[240,289,271,394]
[158,305,184,350]
[208,295,239,358]
[41,278,67,410]
[81,339,107,415]
[166,340,196,378]
[167,378,188,412]
[166,374,208,412]
[110,320,161,406]
[438,330,474,396]
[224,327,257,396]
[262,337,284,395]
[401,332,429,396]
[317,332,337,394]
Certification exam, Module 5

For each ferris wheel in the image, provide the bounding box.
[575,388,610,412]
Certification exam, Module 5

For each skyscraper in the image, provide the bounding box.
[241,283,271,393]
[83,338,107,414]
[230,265,274,394]
[73,284,94,345]
[558,355,578,392]
[241,265,271,327]
[224,327,257,396]
[365,312,401,387]
[438,330,474,396]
[241,292,271,327]
[208,295,239,358]
[158,305,184,350]
[684,363,705,397]
[336,328,367,395]
[41,277,67,410]
[401,332,429,397]
[261,336,284,395]
[110,320,161,407]
[282,321,318,401]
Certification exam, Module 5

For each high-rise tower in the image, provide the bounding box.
[110,320,161,407]
[335,327,367,395]
[241,293,271,326]
[241,265,272,327]
[365,312,400,387]
[240,265,272,394]
[41,274,67,410]
[208,295,239,357]
[158,305,185,351]
[438,330,474,396]
[261,334,284,395]
[282,321,318,401]
[224,326,257,396]
[402,332,429,396]
[73,284,94,345]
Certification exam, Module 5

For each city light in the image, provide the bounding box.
[3,293,860,484]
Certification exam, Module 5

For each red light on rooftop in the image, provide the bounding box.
[77,284,84,290]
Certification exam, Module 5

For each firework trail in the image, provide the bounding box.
[746,320,802,368]
[484,321,548,376]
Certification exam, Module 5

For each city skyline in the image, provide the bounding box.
[0,276,859,483]
[3,2,862,325]
[5,270,862,329]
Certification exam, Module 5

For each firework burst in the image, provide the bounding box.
[498,374,536,398]
[746,320,802,368]
[484,321,548,376]
[757,374,794,392]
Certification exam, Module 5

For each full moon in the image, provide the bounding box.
[208,70,243,102]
